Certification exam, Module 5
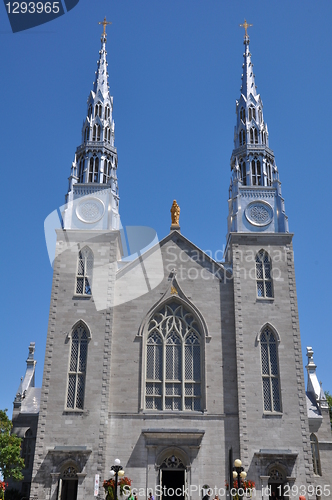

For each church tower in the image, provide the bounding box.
[30,20,123,500]
[224,21,316,497]
[227,21,288,238]
[62,17,120,232]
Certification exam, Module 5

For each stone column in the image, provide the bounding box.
[50,473,60,500]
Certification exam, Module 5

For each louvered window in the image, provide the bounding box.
[145,302,202,411]
[256,250,273,298]
[75,247,93,296]
[66,325,88,410]
[261,327,281,412]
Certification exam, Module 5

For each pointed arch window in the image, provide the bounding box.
[256,250,273,298]
[240,107,245,123]
[251,157,261,185]
[88,157,99,183]
[22,429,34,469]
[88,104,93,119]
[103,159,111,183]
[250,127,258,144]
[84,127,90,142]
[95,102,102,118]
[75,247,93,295]
[260,326,281,412]
[92,124,101,141]
[258,107,262,123]
[239,129,246,146]
[104,127,111,143]
[105,105,110,120]
[249,107,256,121]
[66,324,88,410]
[310,433,322,476]
[239,159,246,185]
[78,158,85,183]
[145,301,202,411]
[266,161,272,186]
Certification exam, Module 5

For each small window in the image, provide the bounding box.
[88,104,92,119]
[78,159,85,183]
[22,429,33,469]
[249,106,256,121]
[256,250,273,298]
[95,102,102,118]
[239,159,246,185]
[260,326,281,412]
[84,127,89,142]
[310,434,322,476]
[66,325,88,410]
[239,129,246,146]
[254,128,258,144]
[75,247,93,295]
[251,158,261,186]
[105,105,110,120]
[88,157,99,183]
[240,107,245,123]
[266,161,272,186]
[258,107,262,123]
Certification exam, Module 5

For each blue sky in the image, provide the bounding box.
[0,0,331,415]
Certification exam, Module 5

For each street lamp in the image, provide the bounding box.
[109,458,125,500]
[232,459,247,500]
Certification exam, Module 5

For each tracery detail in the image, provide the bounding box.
[66,324,88,410]
[145,302,202,411]
[260,326,281,412]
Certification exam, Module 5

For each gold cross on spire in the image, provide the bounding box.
[99,16,111,37]
[239,19,253,37]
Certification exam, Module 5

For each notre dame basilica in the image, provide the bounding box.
[11,19,332,500]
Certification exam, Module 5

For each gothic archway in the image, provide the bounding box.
[157,450,188,500]
[267,465,286,500]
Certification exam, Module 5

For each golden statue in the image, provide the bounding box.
[170,200,180,226]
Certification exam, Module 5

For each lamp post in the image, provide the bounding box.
[109,458,125,500]
[232,459,247,500]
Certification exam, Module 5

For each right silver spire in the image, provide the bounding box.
[226,21,289,239]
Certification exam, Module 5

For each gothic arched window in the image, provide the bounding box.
[310,434,322,476]
[145,302,202,411]
[256,250,273,298]
[22,429,33,469]
[75,247,93,296]
[88,157,99,183]
[84,127,90,142]
[239,159,246,185]
[88,104,92,119]
[240,107,245,123]
[258,107,262,123]
[266,161,272,186]
[260,326,281,412]
[239,129,246,146]
[249,107,256,121]
[95,102,102,118]
[104,127,111,143]
[78,159,85,183]
[105,105,110,120]
[251,158,261,185]
[254,128,258,144]
[66,324,89,410]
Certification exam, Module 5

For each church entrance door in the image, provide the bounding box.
[162,470,185,500]
[60,479,78,500]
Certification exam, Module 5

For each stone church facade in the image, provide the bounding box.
[11,22,332,500]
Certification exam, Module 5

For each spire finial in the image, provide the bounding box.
[239,19,253,38]
[99,16,111,37]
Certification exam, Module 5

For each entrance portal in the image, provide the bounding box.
[162,470,185,500]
